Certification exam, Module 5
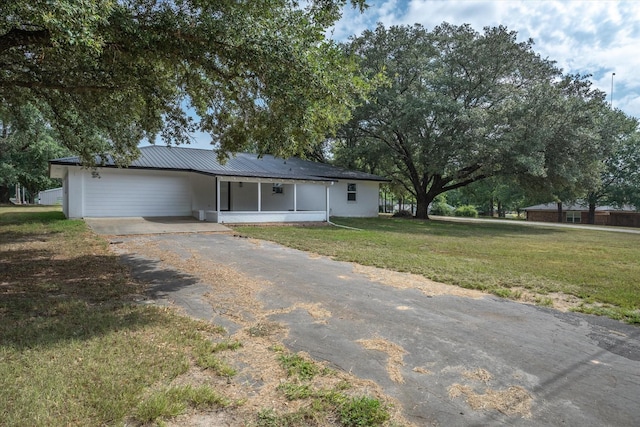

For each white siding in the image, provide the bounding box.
[81,168,192,217]
[329,181,380,217]
[296,184,326,211]
[260,183,294,211]
[230,182,258,211]
[67,168,84,218]
[190,173,216,211]
[38,187,63,205]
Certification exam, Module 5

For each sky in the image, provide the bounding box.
[174,0,640,150]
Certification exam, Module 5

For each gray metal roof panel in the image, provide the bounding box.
[50,146,389,182]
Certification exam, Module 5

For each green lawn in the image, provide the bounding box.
[235,217,640,323]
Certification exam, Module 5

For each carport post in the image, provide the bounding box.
[216,177,220,222]
[294,183,297,212]
[257,181,262,212]
[325,183,330,222]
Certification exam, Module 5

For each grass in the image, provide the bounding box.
[235,216,640,323]
[1,206,399,426]
[256,350,391,427]
[0,206,235,426]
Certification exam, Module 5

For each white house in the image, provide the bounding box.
[37,187,63,205]
[49,146,388,223]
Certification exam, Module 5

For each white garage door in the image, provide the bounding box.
[83,169,192,217]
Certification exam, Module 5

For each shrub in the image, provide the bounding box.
[429,202,453,216]
[454,205,478,217]
[391,210,413,218]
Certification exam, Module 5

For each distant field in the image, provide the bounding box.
[235,217,640,323]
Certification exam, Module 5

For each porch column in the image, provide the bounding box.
[293,183,297,212]
[325,184,331,222]
[257,181,262,212]
[216,177,221,223]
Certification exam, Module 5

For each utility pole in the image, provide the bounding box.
[611,72,616,109]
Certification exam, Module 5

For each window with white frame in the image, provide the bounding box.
[566,211,581,223]
[347,183,357,201]
[272,183,284,194]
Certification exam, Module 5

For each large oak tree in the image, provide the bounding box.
[1,0,367,164]
[336,23,608,219]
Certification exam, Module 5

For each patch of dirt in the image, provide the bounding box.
[509,287,584,312]
[462,368,493,383]
[356,338,407,384]
[353,264,487,299]
[448,384,532,418]
[113,237,415,426]
[446,366,532,419]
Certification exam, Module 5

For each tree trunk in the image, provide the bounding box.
[557,202,563,223]
[415,191,430,219]
[498,200,505,218]
[0,185,10,203]
[588,202,596,224]
[489,197,495,217]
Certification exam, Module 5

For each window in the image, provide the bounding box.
[566,211,581,223]
[347,183,357,201]
[272,183,284,194]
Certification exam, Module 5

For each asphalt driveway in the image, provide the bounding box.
[116,233,640,426]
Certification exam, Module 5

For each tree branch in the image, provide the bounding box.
[2,80,116,92]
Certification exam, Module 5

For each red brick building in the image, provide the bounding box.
[524,203,640,228]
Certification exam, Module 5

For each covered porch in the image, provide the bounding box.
[192,175,334,224]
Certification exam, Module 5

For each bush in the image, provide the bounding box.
[429,202,453,216]
[391,210,413,218]
[454,205,478,217]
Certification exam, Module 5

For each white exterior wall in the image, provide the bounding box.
[230,182,258,211]
[329,181,380,217]
[38,187,63,205]
[54,164,382,220]
[67,168,85,218]
[260,183,294,211]
[64,167,192,218]
[295,184,326,211]
[190,173,216,211]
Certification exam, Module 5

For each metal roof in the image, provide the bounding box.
[49,146,389,182]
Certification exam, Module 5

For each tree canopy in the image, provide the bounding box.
[336,23,611,219]
[0,104,71,202]
[1,0,367,165]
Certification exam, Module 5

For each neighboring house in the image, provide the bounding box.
[49,146,388,223]
[524,202,640,228]
[37,187,63,205]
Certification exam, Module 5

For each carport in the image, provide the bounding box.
[85,217,231,235]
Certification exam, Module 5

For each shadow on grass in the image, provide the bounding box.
[0,247,200,351]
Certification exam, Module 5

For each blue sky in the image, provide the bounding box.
[169,0,640,150]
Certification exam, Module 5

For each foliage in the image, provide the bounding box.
[337,23,610,219]
[585,108,640,218]
[429,194,453,216]
[0,104,70,202]
[236,217,640,323]
[453,205,478,217]
[1,0,368,165]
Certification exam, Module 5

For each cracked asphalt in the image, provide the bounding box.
[118,232,640,426]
